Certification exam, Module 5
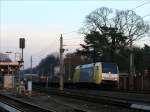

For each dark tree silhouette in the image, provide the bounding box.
[24,54,59,77]
[77,27,128,62]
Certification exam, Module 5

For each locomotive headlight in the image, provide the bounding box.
[115,75,119,80]
[114,78,118,80]
[102,74,105,79]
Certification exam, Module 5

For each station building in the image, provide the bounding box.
[0,53,20,89]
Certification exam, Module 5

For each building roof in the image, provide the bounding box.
[0,53,11,62]
[0,62,19,66]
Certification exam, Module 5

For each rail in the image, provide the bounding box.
[0,94,56,112]
[33,86,150,112]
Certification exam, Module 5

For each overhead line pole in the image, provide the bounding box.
[128,12,150,91]
[68,55,71,81]
[30,56,32,80]
[50,64,53,79]
[129,37,134,90]
[60,34,64,91]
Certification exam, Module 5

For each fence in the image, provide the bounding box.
[119,71,150,91]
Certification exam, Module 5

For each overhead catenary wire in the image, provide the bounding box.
[63,6,150,55]
[61,1,150,40]
[24,1,150,69]
[64,44,81,47]
[142,13,150,18]
[32,39,58,56]
[63,37,84,41]
[131,0,150,10]
[61,1,150,55]
[28,1,150,64]
[25,38,60,69]
[32,38,59,57]
[62,30,78,35]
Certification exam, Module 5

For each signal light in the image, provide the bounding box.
[19,38,25,49]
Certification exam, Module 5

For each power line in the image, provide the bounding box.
[62,30,78,35]
[109,1,150,26]
[142,13,150,18]
[64,44,81,47]
[32,39,59,57]
[30,1,150,59]
[64,37,83,41]
[27,36,59,66]
[131,0,150,10]
[61,1,150,37]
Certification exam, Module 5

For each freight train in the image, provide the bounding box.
[32,62,119,88]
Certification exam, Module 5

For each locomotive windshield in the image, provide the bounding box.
[102,63,118,74]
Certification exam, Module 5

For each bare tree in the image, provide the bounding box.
[113,10,150,44]
[80,7,113,34]
[81,7,150,44]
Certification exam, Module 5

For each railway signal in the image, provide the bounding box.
[19,38,25,62]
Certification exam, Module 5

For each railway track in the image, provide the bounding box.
[33,85,150,111]
[33,83,150,94]
[98,88,150,94]
[63,88,150,104]
[0,93,90,112]
[0,94,56,112]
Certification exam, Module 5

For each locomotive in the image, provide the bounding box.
[72,62,119,88]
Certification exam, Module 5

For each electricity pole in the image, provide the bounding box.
[59,34,64,91]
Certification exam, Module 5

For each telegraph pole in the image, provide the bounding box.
[59,34,64,91]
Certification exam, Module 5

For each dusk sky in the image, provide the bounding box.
[0,0,150,68]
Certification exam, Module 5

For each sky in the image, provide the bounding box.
[0,0,150,68]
